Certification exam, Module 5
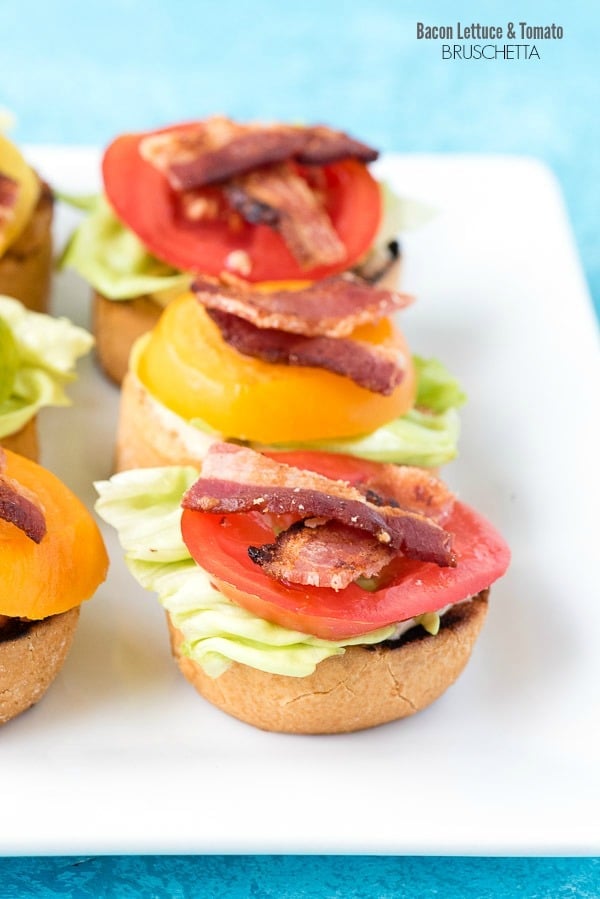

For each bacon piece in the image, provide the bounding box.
[296,125,379,166]
[0,449,46,544]
[247,466,455,592]
[207,308,404,395]
[192,275,413,338]
[0,172,19,236]
[248,520,395,591]
[141,119,375,269]
[139,118,378,191]
[221,186,279,228]
[358,465,455,524]
[183,444,455,567]
[226,163,346,269]
[140,117,306,191]
[223,181,282,228]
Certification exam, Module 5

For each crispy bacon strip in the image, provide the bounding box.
[139,117,378,191]
[249,466,456,590]
[0,449,46,543]
[249,520,396,591]
[223,180,283,228]
[207,308,405,395]
[0,172,19,236]
[140,118,306,191]
[358,465,455,524]
[192,274,413,338]
[295,125,379,166]
[182,444,455,566]
[226,163,346,269]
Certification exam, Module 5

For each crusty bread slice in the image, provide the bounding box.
[93,292,163,385]
[115,372,213,472]
[0,181,53,313]
[1,417,39,461]
[0,607,80,725]
[166,592,488,734]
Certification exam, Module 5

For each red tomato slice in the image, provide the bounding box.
[180,452,511,640]
[102,127,382,282]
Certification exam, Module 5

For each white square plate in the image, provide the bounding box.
[1,149,598,855]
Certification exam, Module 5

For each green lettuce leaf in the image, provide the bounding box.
[0,296,93,438]
[95,467,396,678]
[59,195,191,301]
[266,406,461,467]
[55,190,99,213]
[0,314,18,404]
[414,355,466,412]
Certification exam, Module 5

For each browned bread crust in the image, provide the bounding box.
[167,592,489,734]
[93,291,163,385]
[0,181,53,312]
[0,606,80,725]
[115,372,213,472]
[1,417,39,461]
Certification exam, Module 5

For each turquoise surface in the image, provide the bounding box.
[2,0,598,315]
[1,856,599,898]
[1,0,598,894]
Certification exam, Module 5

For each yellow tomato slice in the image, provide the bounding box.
[135,292,416,443]
[0,135,40,255]
[0,450,108,618]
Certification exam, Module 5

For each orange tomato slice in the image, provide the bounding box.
[0,450,108,619]
[135,293,416,444]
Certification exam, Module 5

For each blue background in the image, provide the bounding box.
[3,0,599,314]
[2,0,598,895]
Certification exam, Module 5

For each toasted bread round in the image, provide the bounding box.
[1,417,39,461]
[115,371,213,471]
[0,182,53,313]
[167,592,488,734]
[0,607,80,725]
[93,291,163,385]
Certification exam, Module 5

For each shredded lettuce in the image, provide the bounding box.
[418,612,441,636]
[0,314,18,404]
[0,296,93,438]
[269,406,461,467]
[59,194,190,301]
[414,355,466,412]
[95,466,396,678]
